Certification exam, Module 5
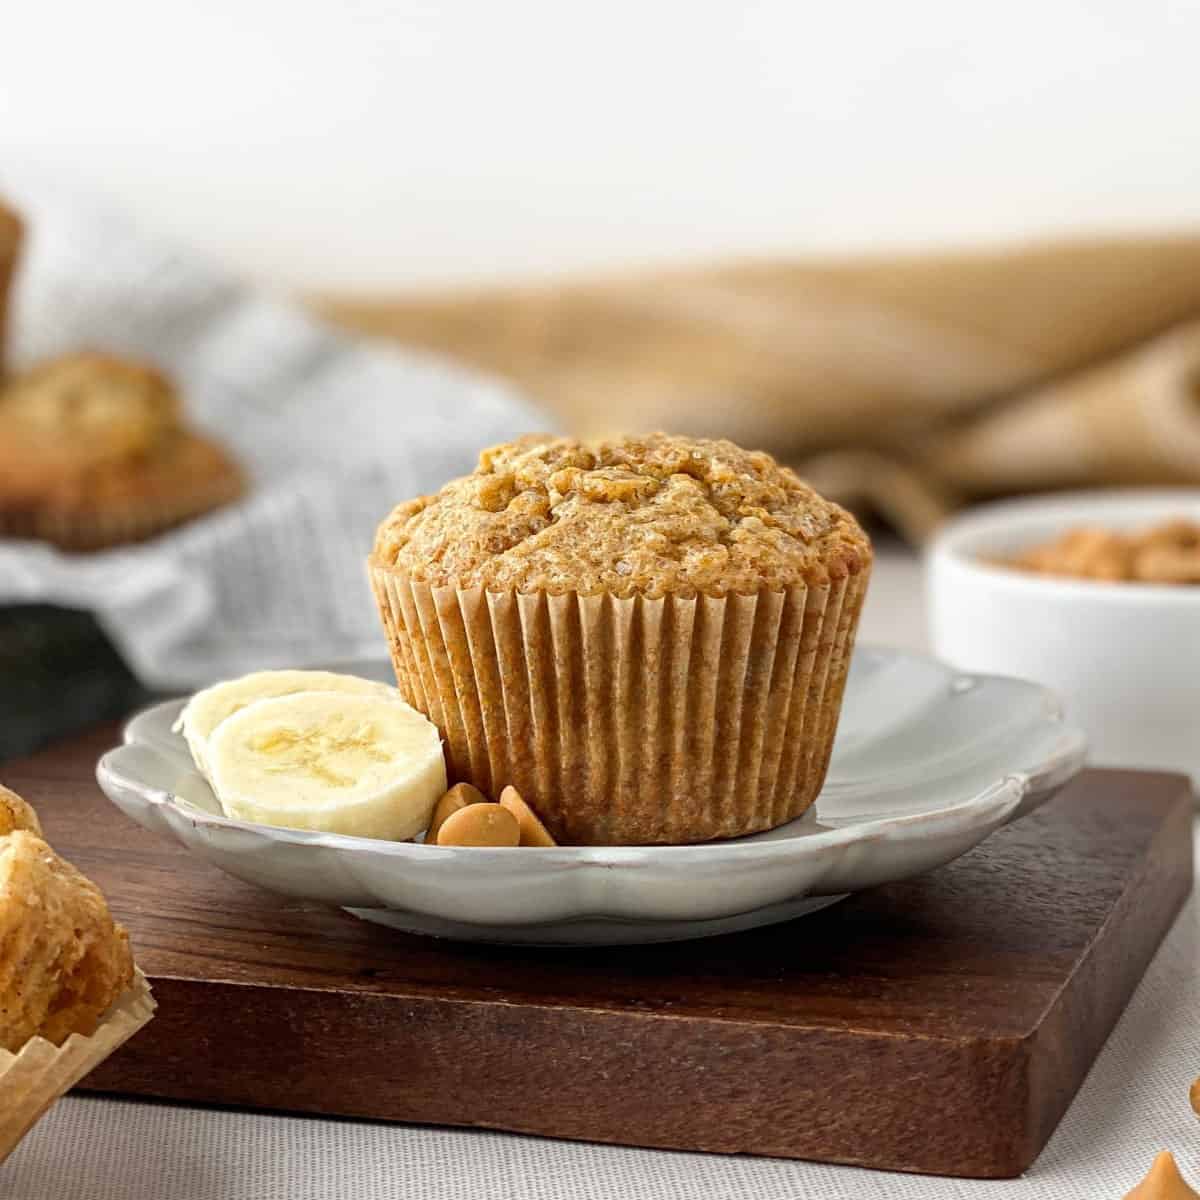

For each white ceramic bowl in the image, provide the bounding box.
[928,489,1200,787]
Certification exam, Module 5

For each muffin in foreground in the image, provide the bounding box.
[370,433,872,845]
[0,829,134,1052]
[0,785,154,1163]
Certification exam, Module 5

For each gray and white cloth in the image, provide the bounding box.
[0,170,545,689]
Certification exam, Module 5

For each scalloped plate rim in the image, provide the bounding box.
[93,646,1088,940]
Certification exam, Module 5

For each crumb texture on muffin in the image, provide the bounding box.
[0,784,43,838]
[373,433,871,596]
[0,829,134,1051]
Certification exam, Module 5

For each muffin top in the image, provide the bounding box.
[0,352,245,548]
[0,351,181,465]
[373,433,871,597]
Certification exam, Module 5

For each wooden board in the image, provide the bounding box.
[3,724,1192,1179]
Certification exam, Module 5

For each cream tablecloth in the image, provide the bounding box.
[5,547,1199,1200]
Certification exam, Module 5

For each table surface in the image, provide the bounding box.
[5,546,1199,1200]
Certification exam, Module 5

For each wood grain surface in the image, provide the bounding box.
[3,723,1192,1179]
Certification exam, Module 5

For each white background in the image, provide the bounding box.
[2,0,1199,290]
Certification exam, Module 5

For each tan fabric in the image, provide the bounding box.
[321,234,1200,542]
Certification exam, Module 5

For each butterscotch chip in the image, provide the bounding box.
[0,830,134,1051]
[499,785,556,846]
[435,803,521,847]
[0,785,42,838]
[1190,1075,1200,1117]
[426,782,487,845]
[1140,519,1199,547]
[1006,518,1200,585]
[1124,1151,1200,1200]
[1012,527,1129,580]
[1133,545,1200,584]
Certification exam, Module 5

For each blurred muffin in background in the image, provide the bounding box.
[0,351,244,550]
[0,201,20,380]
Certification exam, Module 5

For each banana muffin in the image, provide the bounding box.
[371,433,872,845]
[0,785,154,1164]
[0,350,244,550]
[0,200,20,380]
[0,830,135,1052]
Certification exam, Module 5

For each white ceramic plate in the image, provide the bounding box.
[96,648,1086,946]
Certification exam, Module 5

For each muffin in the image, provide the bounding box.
[0,784,43,837]
[0,200,20,380]
[0,786,154,1162]
[0,350,244,550]
[0,830,135,1052]
[370,433,872,845]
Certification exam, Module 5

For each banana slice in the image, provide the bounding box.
[177,669,402,779]
[206,691,446,840]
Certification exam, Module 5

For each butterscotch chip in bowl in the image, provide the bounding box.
[1005,517,1200,585]
[1133,545,1200,584]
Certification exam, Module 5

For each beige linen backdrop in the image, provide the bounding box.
[322,235,1200,541]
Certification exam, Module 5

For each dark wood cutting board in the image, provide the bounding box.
[3,723,1192,1179]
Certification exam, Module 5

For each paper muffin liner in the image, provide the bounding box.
[370,562,870,845]
[0,970,155,1164]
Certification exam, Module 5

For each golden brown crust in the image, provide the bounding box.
[0,785,43,838]
[373,433,871,597]
[0,352,244,550]
[0,830,134,1052]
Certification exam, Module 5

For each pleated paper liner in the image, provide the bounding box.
[0,970,155,1164]
[371,563,869,845]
